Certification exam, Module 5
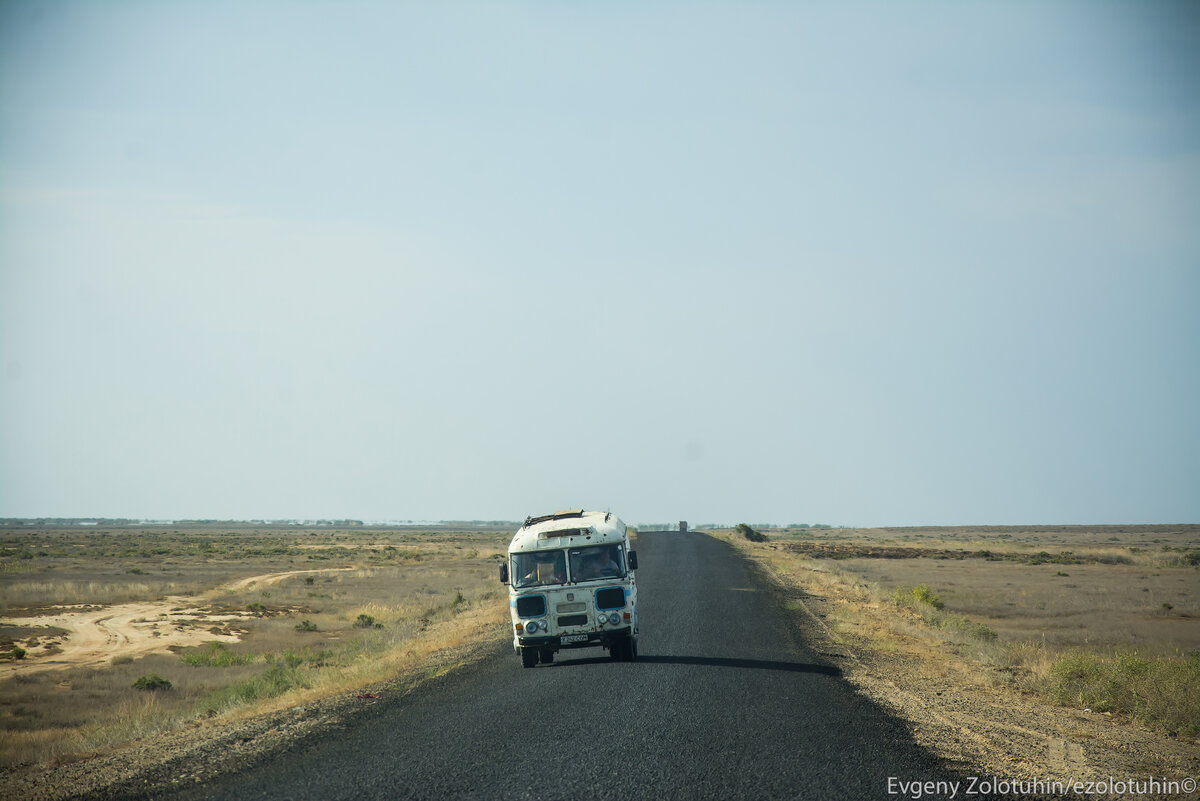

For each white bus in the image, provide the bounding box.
[499,510,639,668]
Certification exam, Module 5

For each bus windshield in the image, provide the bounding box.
[511,550,567,588]
[569,545,625,583]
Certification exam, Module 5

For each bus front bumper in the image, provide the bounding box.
[517,626,632,650]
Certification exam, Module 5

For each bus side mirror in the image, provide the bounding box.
[628,551,638,570]
[499,563,509,584]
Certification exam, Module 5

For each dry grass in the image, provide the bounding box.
[0,726,84,769]
[0,524,513,768]
[832,558,1200,653]
[712,524,1200,737]
[0,581,194,607]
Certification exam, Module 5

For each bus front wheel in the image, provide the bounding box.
[521,647,538,668]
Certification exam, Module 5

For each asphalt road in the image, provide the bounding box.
[153,530,967,801]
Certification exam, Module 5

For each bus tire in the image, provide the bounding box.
[521,647,538,668]
[611,636,635,662]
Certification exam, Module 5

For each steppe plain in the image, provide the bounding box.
[2,521,1198,798]
[0,522,511,772]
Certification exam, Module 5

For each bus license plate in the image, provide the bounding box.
[560,634,588,644]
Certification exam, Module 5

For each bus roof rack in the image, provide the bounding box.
[523,509,585,527]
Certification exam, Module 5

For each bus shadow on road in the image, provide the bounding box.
[637,655,842,676]
[550,654,841,676]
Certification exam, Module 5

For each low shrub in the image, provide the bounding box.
[935,614,998,642]
[893,584,945,611]
[971,622,998,641]
[735,523,768,543]
[132,674,172,691]
[911,585,944,609]
[295,620,318,632]
[354,614,383,629]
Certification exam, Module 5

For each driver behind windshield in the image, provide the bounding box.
[576,547,621,581]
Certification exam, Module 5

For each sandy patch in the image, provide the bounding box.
[0,568,357,678]
[0,603,241,677]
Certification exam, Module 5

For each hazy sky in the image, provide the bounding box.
[2,1,1197,526]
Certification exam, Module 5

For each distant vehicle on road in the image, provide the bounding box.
[499,509,638,668]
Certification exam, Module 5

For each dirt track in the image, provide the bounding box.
[221,567,355,593]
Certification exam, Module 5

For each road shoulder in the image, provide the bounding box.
[2,632,509,801]
[716,532,1200,794]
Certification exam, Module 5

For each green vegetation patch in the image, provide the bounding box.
[893,584,945,611]
[132,673,173,691]
[1047,650,1200,737]
[179,641,256,667]
[935,614,998,642]
[1170,550,1200,567]
[200,647,335,713]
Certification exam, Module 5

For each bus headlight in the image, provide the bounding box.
[526,620,540,633]
[608,613,621,625]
